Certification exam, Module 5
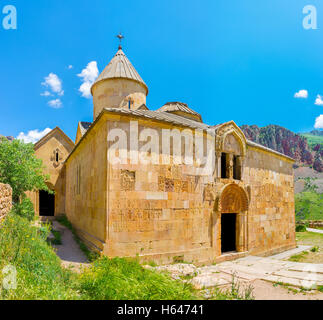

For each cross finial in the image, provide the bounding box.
[116,32,124,50]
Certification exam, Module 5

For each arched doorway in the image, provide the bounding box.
[217,184,249,254]
[39,190,55,216]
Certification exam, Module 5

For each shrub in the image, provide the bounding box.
[296,225,307,232]
[0,138,50,202]
[11,197,35,221]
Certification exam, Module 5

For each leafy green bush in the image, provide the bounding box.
[11,197,35,221]
[296,225,307,232]
[78,256,196,300]
[0,138,50,202]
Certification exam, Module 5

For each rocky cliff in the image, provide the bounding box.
[240,124,323,172]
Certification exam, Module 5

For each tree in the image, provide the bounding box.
[0,137,50,202]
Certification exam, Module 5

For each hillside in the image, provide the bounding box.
[240,125,323,172]
[300,131,323,149]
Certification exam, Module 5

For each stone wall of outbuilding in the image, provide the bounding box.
[0,183,12,223]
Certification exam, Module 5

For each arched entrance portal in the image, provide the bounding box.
[39,190,55,216]
[217,184,249,254]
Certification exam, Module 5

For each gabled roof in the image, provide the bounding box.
[79,122,92,136]
[104,107,210,131]
[91,48,148,94]
[157,102,202,122]
[34,127,75,151]
[66,108,295,163]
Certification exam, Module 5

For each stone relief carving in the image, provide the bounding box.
[215,122,246,156]
[121,170,136,191]
[50,148,63,168]
[218,184,249,213]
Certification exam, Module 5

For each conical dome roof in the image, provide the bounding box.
[91,48,148,95]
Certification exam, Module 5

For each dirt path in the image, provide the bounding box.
[51,220,90,271]
[250,279,323,300]
[307,228,323,234]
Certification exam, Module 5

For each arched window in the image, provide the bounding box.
[220,134,243,180]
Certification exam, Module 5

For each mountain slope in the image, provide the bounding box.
[240,124,323,172]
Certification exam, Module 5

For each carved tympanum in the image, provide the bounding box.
[218,184,248,213]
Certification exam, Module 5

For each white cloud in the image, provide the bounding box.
[79,82,92,99]
[315,95,323,106]
[294,89,308,98]
[68,65,73,69]
[314,115,323,129]
[42,73,64,96]
[48,99,63,109]
[17,128,52,144]
[40,91,53,97]
[78,61,98,98]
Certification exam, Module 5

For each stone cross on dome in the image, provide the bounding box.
[116,32,124,50]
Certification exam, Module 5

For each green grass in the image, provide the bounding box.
[0,213,200,300]
[289,251,309,262]
[295,231,323,245]
[0,212,254,300]
[78,257,197,300]
[51,230,62,245]
[300,133,323,149]
[295,191,323,221]
[293,231,323,263]
[0,213,79,299]
[296,225,307,232]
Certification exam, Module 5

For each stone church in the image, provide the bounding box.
[27,45,296,264]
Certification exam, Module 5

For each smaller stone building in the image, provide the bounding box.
[26,127,74,217]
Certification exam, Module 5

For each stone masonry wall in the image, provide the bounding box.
[244,146,296,256]
[65,113,296,264]
[104,118,216,264]
[0,183,12,222]
[65,118,108,251]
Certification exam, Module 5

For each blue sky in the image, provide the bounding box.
[1,0,323,142]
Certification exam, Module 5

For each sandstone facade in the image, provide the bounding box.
[27,46,296,264]
[0,183,12,223]
[63,112,296,264]
[26,127,74,216]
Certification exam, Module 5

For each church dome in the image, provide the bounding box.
[157,102,202,122]
[91,47,148,119]
[91,48,148,95]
